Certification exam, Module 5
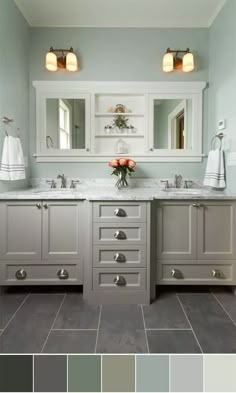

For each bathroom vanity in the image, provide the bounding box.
[0,186,235,304]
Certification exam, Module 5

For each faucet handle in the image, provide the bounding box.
[184,180,193,189]
[46,180,57,189]
[70,180,80,189]
[161,180,169,189]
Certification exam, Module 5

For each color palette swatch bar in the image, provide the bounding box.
[0,354,236,392]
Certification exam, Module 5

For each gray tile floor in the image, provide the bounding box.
[0,286,235,353]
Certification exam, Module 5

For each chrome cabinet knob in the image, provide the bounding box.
[36,203,42,209]
[57,269,69,280]
[192,203,203,208]
[114,208,126,217]
[114,253,126,263]
[113,275,126,286]
[212,269,223,279]
[43,203,48,209]
[114,230,126,240]
[15,269,27,280]
[171,269,183,279]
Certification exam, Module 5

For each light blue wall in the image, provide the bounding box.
[29,27,209,179]
[0,0,30,191]
[209,0,236,191]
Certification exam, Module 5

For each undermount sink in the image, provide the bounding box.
[162,188,207,194]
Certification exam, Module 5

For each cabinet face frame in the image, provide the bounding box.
[33,81,206,163]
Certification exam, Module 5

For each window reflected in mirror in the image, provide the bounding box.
[46,99,86,149]
[153,99,192,150]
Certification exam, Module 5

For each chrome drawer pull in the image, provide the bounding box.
[113,275,126,286]
[114,208,126,217]
[171,269,183,279]
[15,269,27,280]
[212,269,223,279]
[57,269,69,280]
[114,230,126,240]
[114,253,126,263]
[36,203,42,209]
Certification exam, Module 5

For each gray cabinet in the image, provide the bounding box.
[42,201,83,260]
[156,202,197,260]
[155,200,236,285]
[197,202,236,260]
[0,202,42,260]
[0,201,84,285]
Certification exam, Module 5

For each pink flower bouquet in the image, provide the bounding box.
[109,158,136,188]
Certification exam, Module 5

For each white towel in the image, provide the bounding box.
[0,136,25,181]
[203,149,225,189]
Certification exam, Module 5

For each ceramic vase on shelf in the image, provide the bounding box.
[115,170,128,189]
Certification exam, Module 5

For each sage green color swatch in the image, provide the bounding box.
[0,355,33,392]
[136,355,169,392]
[170,355,203,392]
[205,355,236,392]
[68,355,101,392]
[34,355,67,392]
[102,355,135,392]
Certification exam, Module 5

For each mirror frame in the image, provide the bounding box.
[33,81,206,162]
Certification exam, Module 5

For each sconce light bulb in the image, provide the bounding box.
[183,51,194,73]
[163,52,174,73]
[66,51,78,72]
[45,50,57,72]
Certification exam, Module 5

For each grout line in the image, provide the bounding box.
[141,305,150,353]
[145,328,192,331]
[51,329,98,332]
[211,290,236,326]
[176,294,203,354]
[95,305,102,354]
[1,294,30,334]
[40,293,67,353]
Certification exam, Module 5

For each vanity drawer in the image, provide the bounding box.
[93,268,146,291]
[93,202,146,222]
[158,263,233,284]
[93,223,146,245]
[93,245,146,268]
[2,263,81,284]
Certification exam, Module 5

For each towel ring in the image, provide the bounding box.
[211,133,224,150]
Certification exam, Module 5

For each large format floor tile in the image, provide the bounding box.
[0,294,63,353]
[0,293,28,329]
[96,305,147,353]
[211,288,236,324]
[53,294,101,329]
[143,292,190,329]
[147,330,201,353]
[178,293,236,353]
[43,330,97,353]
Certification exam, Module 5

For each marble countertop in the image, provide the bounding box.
[0,186,236,201]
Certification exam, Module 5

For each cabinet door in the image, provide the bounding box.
[156,202,197,260]
[197,202,236,260]
[0,202,42,260]
[42,202,83,260]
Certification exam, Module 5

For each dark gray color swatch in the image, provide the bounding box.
[34,355,67,392]
[0,355,33,392]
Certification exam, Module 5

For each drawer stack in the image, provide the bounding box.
[86,201,150,304]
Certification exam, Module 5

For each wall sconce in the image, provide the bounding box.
[45,47,78,72]
[163,48,194,73]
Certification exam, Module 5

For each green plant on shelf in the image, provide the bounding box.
[112,114,129,129]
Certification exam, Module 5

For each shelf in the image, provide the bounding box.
[95,134,144,138]
[95,113,145,117]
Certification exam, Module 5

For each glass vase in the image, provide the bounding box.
[115,171,128,189]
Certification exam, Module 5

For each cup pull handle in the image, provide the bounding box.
[57,269,69,280]
[113,275,126,286]
[114,208,126,217]
[114,253,126,262]
[114,231,126,240]
[15,269,27,280]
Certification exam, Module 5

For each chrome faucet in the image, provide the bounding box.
[57,174,67,188]
[174,174,182,188]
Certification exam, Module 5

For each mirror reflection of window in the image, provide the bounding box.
[153,99,192,150]
[59,99,71,149]
[46,99,86,150]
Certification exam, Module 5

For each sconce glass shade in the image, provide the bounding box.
[183,52,194,72]
[66,51,78,72]
[163,52,174,73]
[45,51,57,72]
